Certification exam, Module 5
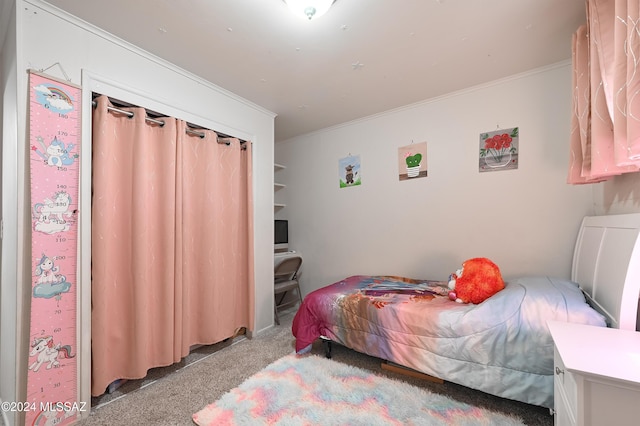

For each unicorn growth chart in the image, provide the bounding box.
[26,71,82,426]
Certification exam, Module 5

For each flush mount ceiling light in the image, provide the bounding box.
[284,0,336,20]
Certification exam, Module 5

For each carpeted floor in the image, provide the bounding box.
[78,310,553,425]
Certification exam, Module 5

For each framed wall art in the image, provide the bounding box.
[479,127,519,173]
[398,142,427,180]
[339,154,361,188]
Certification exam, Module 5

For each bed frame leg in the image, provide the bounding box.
[381,361,444,384]
[322,339,332,359]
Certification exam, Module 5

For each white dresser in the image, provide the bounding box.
[548,321,640,426]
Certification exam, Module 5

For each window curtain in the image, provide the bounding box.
[568,0,640,184]
[90,95,253,396]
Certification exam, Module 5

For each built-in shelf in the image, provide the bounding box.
[275,164,286,209]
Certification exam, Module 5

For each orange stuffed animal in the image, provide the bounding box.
[448,257,505,304]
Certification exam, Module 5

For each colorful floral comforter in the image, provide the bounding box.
[292,275,606,408]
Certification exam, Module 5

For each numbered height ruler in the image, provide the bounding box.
[26,71,81,426]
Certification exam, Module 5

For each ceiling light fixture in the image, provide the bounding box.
[283,0,336,20]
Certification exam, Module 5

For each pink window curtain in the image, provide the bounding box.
[91,96,253,396]
[568,0,640,184]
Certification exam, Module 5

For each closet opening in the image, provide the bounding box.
[87,93,253,401]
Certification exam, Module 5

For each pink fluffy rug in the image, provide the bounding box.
[193,354,525,425]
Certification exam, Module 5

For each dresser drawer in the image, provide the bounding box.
[554,347,576,425]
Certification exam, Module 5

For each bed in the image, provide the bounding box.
[292,213,640,408]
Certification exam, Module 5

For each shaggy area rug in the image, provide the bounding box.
[192,354,525,425]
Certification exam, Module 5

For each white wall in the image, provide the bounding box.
[1,1,20,424]
[275,63,598,294]
[594,173,640,214]
[2,0,276,421]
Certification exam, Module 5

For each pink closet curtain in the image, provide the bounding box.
[175,126,254,359]
[568,0,640,184]
[91,96,253,396]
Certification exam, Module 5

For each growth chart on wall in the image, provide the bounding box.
[26,71,82,426]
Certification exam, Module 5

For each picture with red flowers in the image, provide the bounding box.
[479,127,519,172]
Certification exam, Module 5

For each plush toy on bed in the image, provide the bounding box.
[447,257,505,304]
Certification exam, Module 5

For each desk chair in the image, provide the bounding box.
[274,255,303,325]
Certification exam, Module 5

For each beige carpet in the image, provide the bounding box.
[78,311,553,425]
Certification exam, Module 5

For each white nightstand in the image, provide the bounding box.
[548,321,640,426]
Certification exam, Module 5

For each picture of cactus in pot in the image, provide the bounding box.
[398,142,428,180]
[405,152,422,177]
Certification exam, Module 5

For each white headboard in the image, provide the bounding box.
[572,213,640,331]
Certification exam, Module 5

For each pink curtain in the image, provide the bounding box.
[175,126,253,358]
[91,96,253,396]
[568,0,640,184]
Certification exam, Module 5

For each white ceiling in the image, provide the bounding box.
[43,0,586,142]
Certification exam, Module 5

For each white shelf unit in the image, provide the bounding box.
[274,163,286,209]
